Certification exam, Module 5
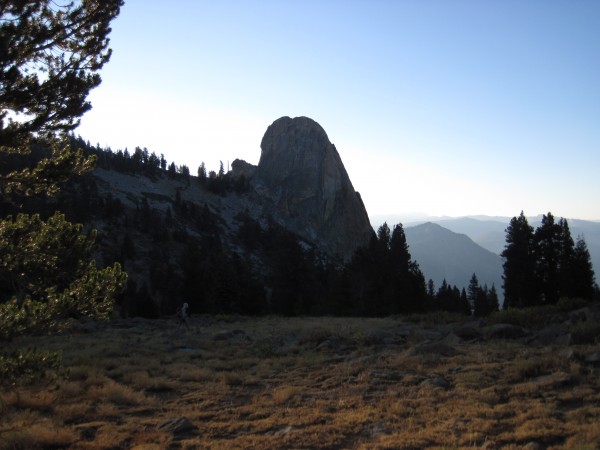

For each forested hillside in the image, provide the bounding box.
[5,137,596,321]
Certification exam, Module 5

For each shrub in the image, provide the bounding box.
[488,305,556,329]
[570,321,600,345]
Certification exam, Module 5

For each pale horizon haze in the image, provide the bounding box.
[77,1,600,222]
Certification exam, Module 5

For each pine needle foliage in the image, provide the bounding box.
[0,0,125,384]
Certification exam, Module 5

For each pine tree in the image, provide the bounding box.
[533,213,563,304]
[501,212,536,308]
[148,152,160,171]
[570,237,597,300]
[427,279,435,299]
[473,284,489,317]
[168,162,177,178]
[460,288,471,315]
[179,164,190,178]
[340,222,426,316]
[467,273,480,311]
[0,0,125,383]
[487,284,500,314]
[436,279,450,311]
[1,1,123,150]
[377,222,391,252]
[434,281,468,314]
[557,218,576,299]
[198,162,207,182]
[389,223,427,313]
[390,223,411,271]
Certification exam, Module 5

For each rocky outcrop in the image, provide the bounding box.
[69,116,375,315]
[230,159,256,179]
[252,116,373,261]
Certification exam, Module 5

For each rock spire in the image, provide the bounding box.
[254,116,373,261]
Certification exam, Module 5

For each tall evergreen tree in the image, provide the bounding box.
[377,222,391,253]
[460,288,470,315]
[557,218,576,299]
[0,1,123,150]
[341,222,426,316]
[487,284,500,313]
[436,279,450,311]
[473,284,489,317]
[0,0,125,383]
[533,212,563,304]
[177,164,190,178]
[198,162,207,182]
[167,162,177,178]
[435,280,469,314]
[501,211,536,308]
[268,226,319,315]
[390,223,411,271]
[569,237,597,300]
[389,223,427,313]
[473,284,499,317]
[427,279,435,299]
[467,273,480,311]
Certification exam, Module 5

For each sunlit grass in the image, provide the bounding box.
[1,314,599,449]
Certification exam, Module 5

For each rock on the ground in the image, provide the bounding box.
[484,323,529,340]
[534,324,571,346]
[212,329,251,342]
[568,305,600,324]
[453,324,483,341]
[408,342,460,357]
[420,374,452,389]
[584,351,600,364]
[157,417,196,435]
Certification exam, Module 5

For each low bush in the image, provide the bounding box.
[570,321,600,345]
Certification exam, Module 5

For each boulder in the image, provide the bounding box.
[254,116,373,261]
[441,333,462,346]
[408,342,460,357]
[157,417,196,435]
[484,323,528,340]
[584,351,600,364]
[420,374,452,389]
[568,306,600,324]
[453,324,482,341]
[315,335,355,353]
[553,333,572,346]
[360,328,400,345]
[212,329,251,342]
[523,442,543,450]
[535,324,571,346]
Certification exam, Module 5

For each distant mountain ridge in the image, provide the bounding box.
[372,214,600,279]
[404,222,503,296]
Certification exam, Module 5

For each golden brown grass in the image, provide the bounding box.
[1,315,599,449]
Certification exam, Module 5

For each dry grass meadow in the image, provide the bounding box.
[1,313,599,449]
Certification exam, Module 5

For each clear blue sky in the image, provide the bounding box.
[78,0,600,221]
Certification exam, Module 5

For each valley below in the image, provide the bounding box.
[2,306,600,449]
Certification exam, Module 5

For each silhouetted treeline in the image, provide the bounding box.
[332,223,428,315]
[68,135,248,195]
[4,141,596,319]
[502,211,597,308]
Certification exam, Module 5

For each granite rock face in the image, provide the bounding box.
[253,116,373,261]
[230,159,256,179]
